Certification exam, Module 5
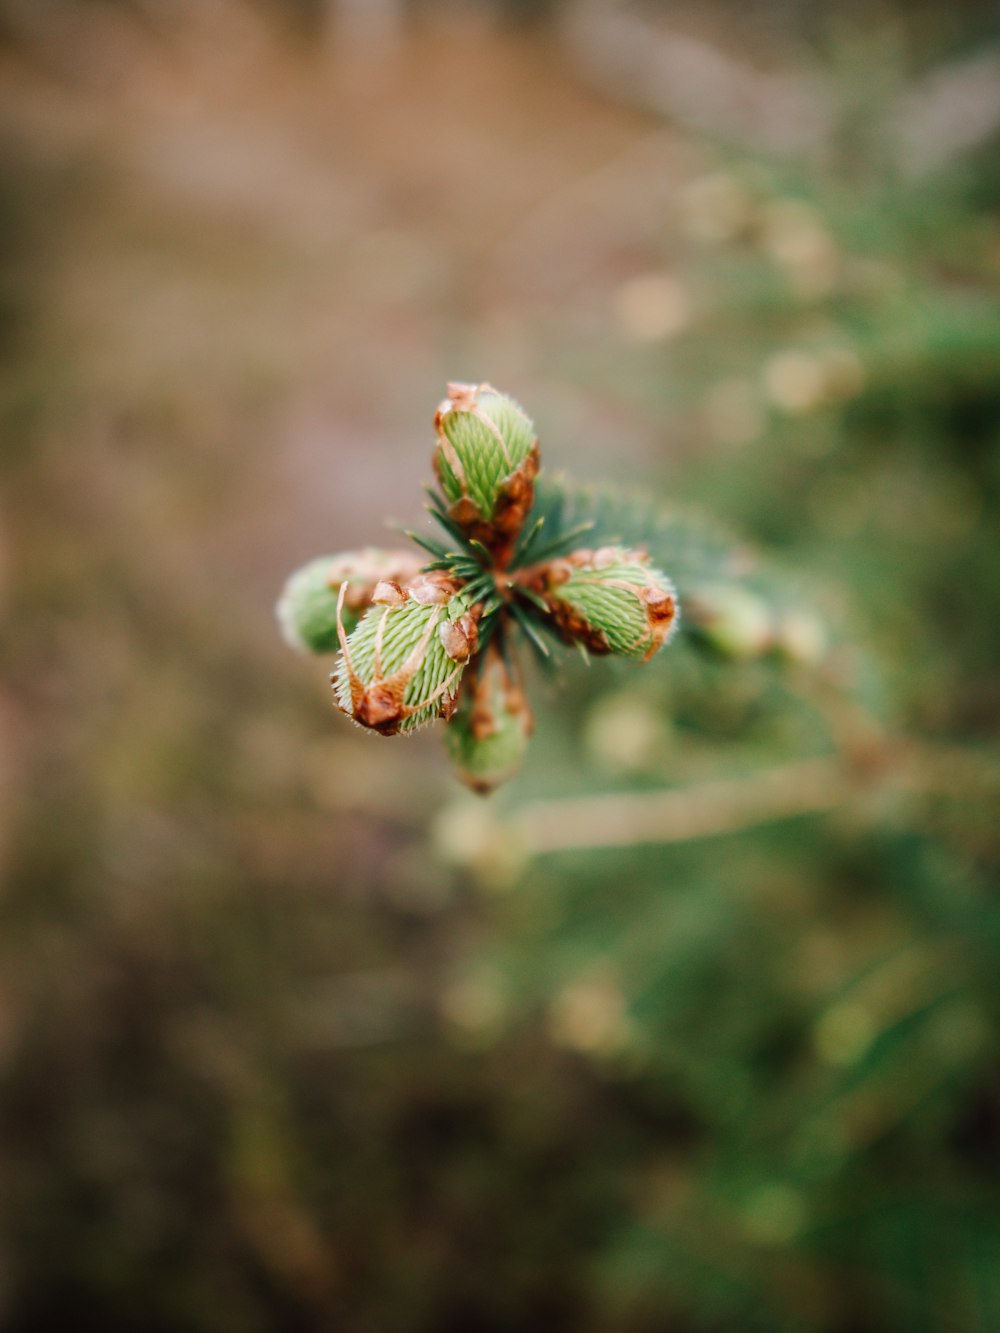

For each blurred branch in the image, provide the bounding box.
[323,0,405,56]
[512,756,855,854]
[559,1,1000,174]
[558,0,831,153]
[510,744,1000,856]
[892,48,1000,177]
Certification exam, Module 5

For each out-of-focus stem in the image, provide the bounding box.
[511,757,856,854]
[510,746,1000,856]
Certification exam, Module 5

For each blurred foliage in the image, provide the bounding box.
[1,4,999,1332]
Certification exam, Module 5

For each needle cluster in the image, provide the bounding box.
[277,382,680,791]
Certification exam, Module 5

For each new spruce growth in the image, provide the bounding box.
[525,546,678,661]
[278,381,687,790]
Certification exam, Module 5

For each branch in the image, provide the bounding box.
[509,745,1000,857]
[510,756,855,855]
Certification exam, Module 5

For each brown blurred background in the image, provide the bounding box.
[1,2,999,1331]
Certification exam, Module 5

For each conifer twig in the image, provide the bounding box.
[510,756,856,854]
[509,745,1000,856]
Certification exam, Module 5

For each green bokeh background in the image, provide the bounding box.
[1,3,998,1330]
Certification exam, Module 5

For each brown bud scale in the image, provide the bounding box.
[441,441,540,570]
[333,578,481,736]
[520,547,678,661]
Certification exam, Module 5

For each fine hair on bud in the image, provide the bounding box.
[333,571,481,735]
[524,546,679,661]
[433,382,540,565]
[280,383,694,791]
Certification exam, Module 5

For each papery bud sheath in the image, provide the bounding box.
[333,571,480,735]
[525,546,679,661]
[433,382,540,564]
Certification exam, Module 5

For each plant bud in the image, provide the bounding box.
[773,608,827,666]
[433,382,540,562]
[526,546,679,661]
[685,583,774,659]
[333,570,480,735]
[445,650,534,794]
[277,548,423,654]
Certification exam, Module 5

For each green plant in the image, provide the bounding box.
[278,382,824,791]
